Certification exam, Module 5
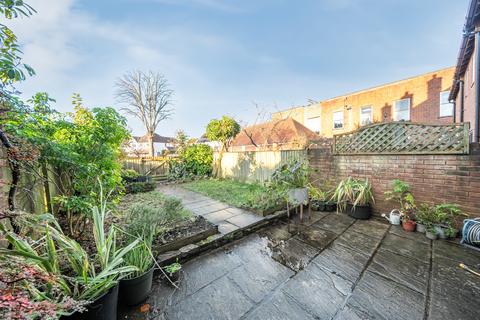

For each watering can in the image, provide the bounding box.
[382,209,401,225]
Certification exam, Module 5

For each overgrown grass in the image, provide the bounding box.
[116,191,193,231]
[183,179,284,212]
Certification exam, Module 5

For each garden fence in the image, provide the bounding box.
[214,150,307,183]
[122,157,171,176]
[333,122,470,155]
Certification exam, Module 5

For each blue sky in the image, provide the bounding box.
[9,0,469,138]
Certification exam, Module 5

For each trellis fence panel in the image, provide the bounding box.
[333,122,470,155]
[215,150,307,183]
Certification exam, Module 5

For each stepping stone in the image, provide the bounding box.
[431,254,480,302]
[379,233,430,263]
[217,221,240,234]
[271,237,319,272]
[349,219,389,240]
[257,223,294,247]
[433,240,480,266]
[203,209,240,224]
[389,225,430,244]
[166,276,253,320]
[429,289,480,320]
[346,271,425,320]
[312,213,354,234]
[312,242,369,283]
[226,213,263,228]
[369,248,429,293]
[247,291,318,320]
[282,263,352,319]
[334,228,381,256]
[293,225,337,250]
[228,256,294,303]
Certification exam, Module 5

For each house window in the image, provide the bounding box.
[439,91,453,117]
[394,98,410,121]
[360,106,373,126]
[306,116,321,134]
[333,111,344,129]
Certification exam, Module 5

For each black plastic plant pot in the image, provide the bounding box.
[119,267,154,306]
[325,202,337,212]
[346,203,372,220]
[62,284,119,320]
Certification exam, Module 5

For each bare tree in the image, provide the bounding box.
[115,71,173,157]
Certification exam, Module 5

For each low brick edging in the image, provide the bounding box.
[308,144,480,218]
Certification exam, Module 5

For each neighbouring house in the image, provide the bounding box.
[272,67,456,138]
[450,0,480,143]
[230,118,320,151]
[197,134,222,150]
[124,133,176,157]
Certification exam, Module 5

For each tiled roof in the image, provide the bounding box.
[231,118,319,147]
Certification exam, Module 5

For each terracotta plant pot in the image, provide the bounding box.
[402,220,416,232]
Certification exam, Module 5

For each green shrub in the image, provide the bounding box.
[125,181,156,194]
[168,144,213,180]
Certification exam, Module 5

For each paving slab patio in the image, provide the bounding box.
[123,186,480,320]
[158,184,266,235]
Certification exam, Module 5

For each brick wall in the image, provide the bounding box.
[308,144,480,218]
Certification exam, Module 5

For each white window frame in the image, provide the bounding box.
[439,91,453,117]
[360,105,373,126]
[393,98,410,121]
[333,111,344,130]
[306,116,321,134]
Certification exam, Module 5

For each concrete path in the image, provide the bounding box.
[158,184,264,235]
[140,210,480,320]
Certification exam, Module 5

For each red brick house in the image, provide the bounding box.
[273,67,456,138]
[450,0,480,143]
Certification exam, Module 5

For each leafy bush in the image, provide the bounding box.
[384,179,416,213]
[271,160,309,189]
[168,144,213,180]
[125,181,156,194]
[122,169,140,183]
[4,94,130,237]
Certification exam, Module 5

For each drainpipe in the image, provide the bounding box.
[460,80,465,123]
[476,31,480,142]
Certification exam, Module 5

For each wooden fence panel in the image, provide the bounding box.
[333,122,470,155]
[122,157,170,176]
[215,150,307,183]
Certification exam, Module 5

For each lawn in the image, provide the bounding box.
[183,179,284,213]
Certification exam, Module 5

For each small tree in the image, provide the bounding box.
[174,129,189,156]
[205,116,240,177]
[115,71,173,157]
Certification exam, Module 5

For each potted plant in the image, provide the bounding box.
[415,204,433,233]
[332,177,374,220]
[425,225,438,240]
[271,160,309,205]
[384,179,417,231]
[433,203,465,239]
[164,261,182,285]
[119,236,155,306]
[308,182,336,212]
